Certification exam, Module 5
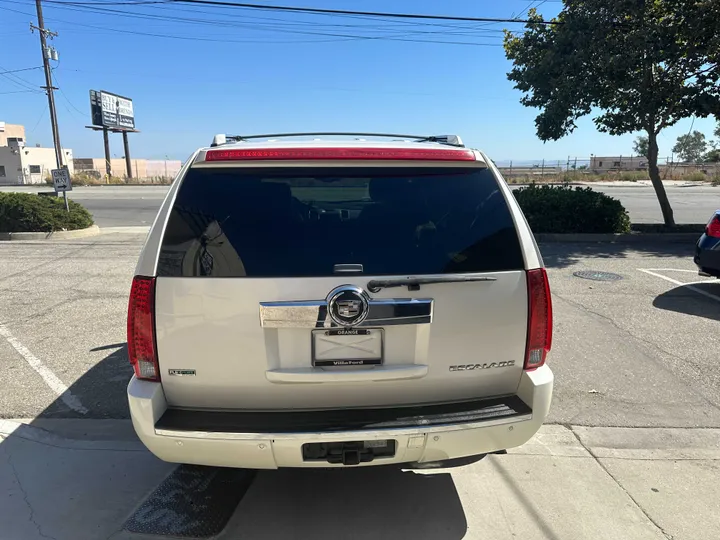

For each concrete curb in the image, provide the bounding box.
[0,224,100,241]
[535,232,699,243]
[100,226,151,234]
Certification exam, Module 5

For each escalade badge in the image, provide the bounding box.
[327,285,369,327]
[449,361,515,371]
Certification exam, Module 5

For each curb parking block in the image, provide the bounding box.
[0,224,100,241]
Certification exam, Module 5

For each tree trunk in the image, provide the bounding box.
[647,130,675,227]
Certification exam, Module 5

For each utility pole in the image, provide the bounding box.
[31,0,68,210]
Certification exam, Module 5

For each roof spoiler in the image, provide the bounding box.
[210,132,464,148]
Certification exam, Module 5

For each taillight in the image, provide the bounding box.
[204,147,476,162]
[127,276,160,381]
[525,268,552,370]
[706,214,720,238]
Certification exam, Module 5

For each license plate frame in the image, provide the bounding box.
[311,328,384,367]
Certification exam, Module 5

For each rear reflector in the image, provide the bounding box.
[525,268,552,370]
[127,276,160,382]
[707,215,720,238]
[204,147,476,162]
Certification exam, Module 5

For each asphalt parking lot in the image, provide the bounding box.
[1,232,719,539]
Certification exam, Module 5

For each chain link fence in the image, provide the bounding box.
[69,159,183,185]
[495,157,720,183]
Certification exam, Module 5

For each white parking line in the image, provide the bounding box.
[637,269,720,303]
[0,324,88,414]
[643,268,699,273]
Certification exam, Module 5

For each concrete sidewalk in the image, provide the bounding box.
[1,421,719,540]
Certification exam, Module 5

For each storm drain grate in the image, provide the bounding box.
[573,270,623,282]
[124,464,256,538]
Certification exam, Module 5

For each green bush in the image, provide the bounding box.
[682,171,708,182]
[0,192,94,233]
[513,184,631,234]
[617,171,648,182]
[71,173,102,186]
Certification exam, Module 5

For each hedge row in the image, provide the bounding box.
[513,184,631,234]
[0,192,94,233]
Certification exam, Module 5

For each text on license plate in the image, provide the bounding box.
[312,328,383,366]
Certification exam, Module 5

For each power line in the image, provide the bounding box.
[0,89,40,94]
[0,2,506,46]
[27,103,48,139]
[515,0,549,20]
[50,67,87,117]
[0,66,43,75]
[0,0,520,43]
[38,0,563,24]
[0,62,42,93]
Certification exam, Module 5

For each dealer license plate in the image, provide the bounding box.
[311,328,383,367]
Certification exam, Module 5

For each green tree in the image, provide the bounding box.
[672,131,707,162]
[715,119,720,140]
[504,2,720,226]
[704,149,720,163]
[633,135,649,158]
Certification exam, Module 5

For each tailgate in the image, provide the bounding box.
[155,272,528,409]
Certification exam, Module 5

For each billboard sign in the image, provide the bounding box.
[89,90,135,130]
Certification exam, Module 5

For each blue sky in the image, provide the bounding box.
[1,0,717,163]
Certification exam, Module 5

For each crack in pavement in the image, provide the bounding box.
[567,426,675,540]
[555,293,720,414]
[2,441,58,540]
[0,242,99,286]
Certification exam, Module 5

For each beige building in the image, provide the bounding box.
[0,122,26,146]
[590,156,648,172]
[73,157,182,180]
[0,122,74,185]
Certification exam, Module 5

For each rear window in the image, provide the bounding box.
[157,166,524,277]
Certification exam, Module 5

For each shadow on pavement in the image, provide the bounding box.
[40,343,133,419]
[227,466,467,539]
[653,282,720,321]
[2,342,468,540]
[540,242,696,269]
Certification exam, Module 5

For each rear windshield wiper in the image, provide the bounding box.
[367,275,497,293]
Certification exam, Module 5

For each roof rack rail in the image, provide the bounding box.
[210,132,464,147]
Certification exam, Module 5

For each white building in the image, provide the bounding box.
[0,122,73,185]
[590,155,647,172]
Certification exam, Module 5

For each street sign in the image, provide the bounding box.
[52,168,72,192]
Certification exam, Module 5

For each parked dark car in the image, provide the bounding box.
[695,210,720,278]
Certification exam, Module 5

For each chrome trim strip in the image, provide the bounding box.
[154,413,532,441]
[259,298,433,328]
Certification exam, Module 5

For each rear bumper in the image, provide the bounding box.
[695,234,720,277]
[128,365,553,469]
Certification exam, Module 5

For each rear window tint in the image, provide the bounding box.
[157,166,524,277]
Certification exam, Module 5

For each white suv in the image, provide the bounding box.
[126,133,553,469]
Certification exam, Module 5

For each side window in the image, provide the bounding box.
[29,165,41,174]
[0,165,6,177]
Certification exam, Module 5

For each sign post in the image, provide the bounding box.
[51,167,71,211]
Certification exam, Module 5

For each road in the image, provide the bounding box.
[2,184,719,226]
